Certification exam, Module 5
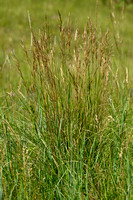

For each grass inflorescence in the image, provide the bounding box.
[0,13,132,199]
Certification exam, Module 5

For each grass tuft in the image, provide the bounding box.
[0,13,132,199]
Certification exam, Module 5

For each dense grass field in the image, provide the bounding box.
[0,0,133,199]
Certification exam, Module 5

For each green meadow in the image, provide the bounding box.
[0,0,133,199]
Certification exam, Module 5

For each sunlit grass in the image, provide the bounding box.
[0,11,132,199]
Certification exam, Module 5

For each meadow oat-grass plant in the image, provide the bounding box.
[0,13,132,199]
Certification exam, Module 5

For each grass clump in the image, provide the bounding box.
[0,13,132,199]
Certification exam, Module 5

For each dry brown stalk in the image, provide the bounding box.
[13,52,28,94]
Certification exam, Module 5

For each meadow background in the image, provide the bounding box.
[0,0,133,199]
